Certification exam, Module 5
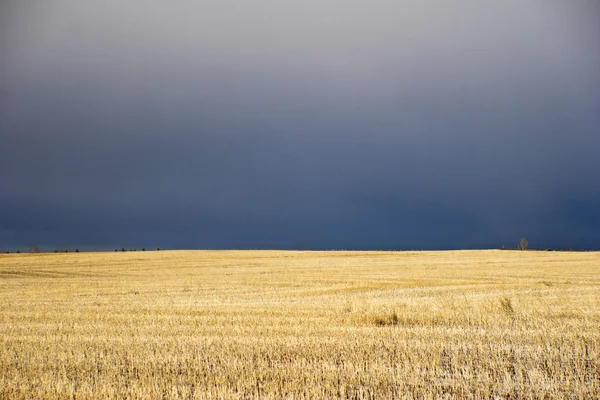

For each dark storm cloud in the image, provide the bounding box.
[1,1,599,249]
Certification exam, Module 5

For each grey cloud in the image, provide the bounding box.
[1,1,599,249]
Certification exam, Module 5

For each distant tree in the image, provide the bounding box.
[75,249,79,253]
[142,248,145,251]
[518,238,529,251]
[121,248,126,252]
[31,245,41,254]
[16,250,20,254]
[157,248,160,251]
[115,249,118,252]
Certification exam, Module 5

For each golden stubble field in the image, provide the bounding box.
[0,250,598,399]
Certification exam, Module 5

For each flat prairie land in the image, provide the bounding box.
[0,250,598,399]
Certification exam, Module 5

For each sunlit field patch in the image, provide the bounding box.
[0,250,598,398]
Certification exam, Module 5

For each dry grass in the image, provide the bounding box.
[0,250,598,399]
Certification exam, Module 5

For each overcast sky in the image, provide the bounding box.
[1,1,599,250]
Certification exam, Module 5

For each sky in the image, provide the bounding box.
[1,1,599,250]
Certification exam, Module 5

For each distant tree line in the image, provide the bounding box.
[115,248,159,252]
[499,238,595,252]
[1,247,162,254]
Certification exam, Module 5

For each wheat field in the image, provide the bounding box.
[0,250,598,399]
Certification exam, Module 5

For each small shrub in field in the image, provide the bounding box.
[371,310,400,326]
[499,296,515,315]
